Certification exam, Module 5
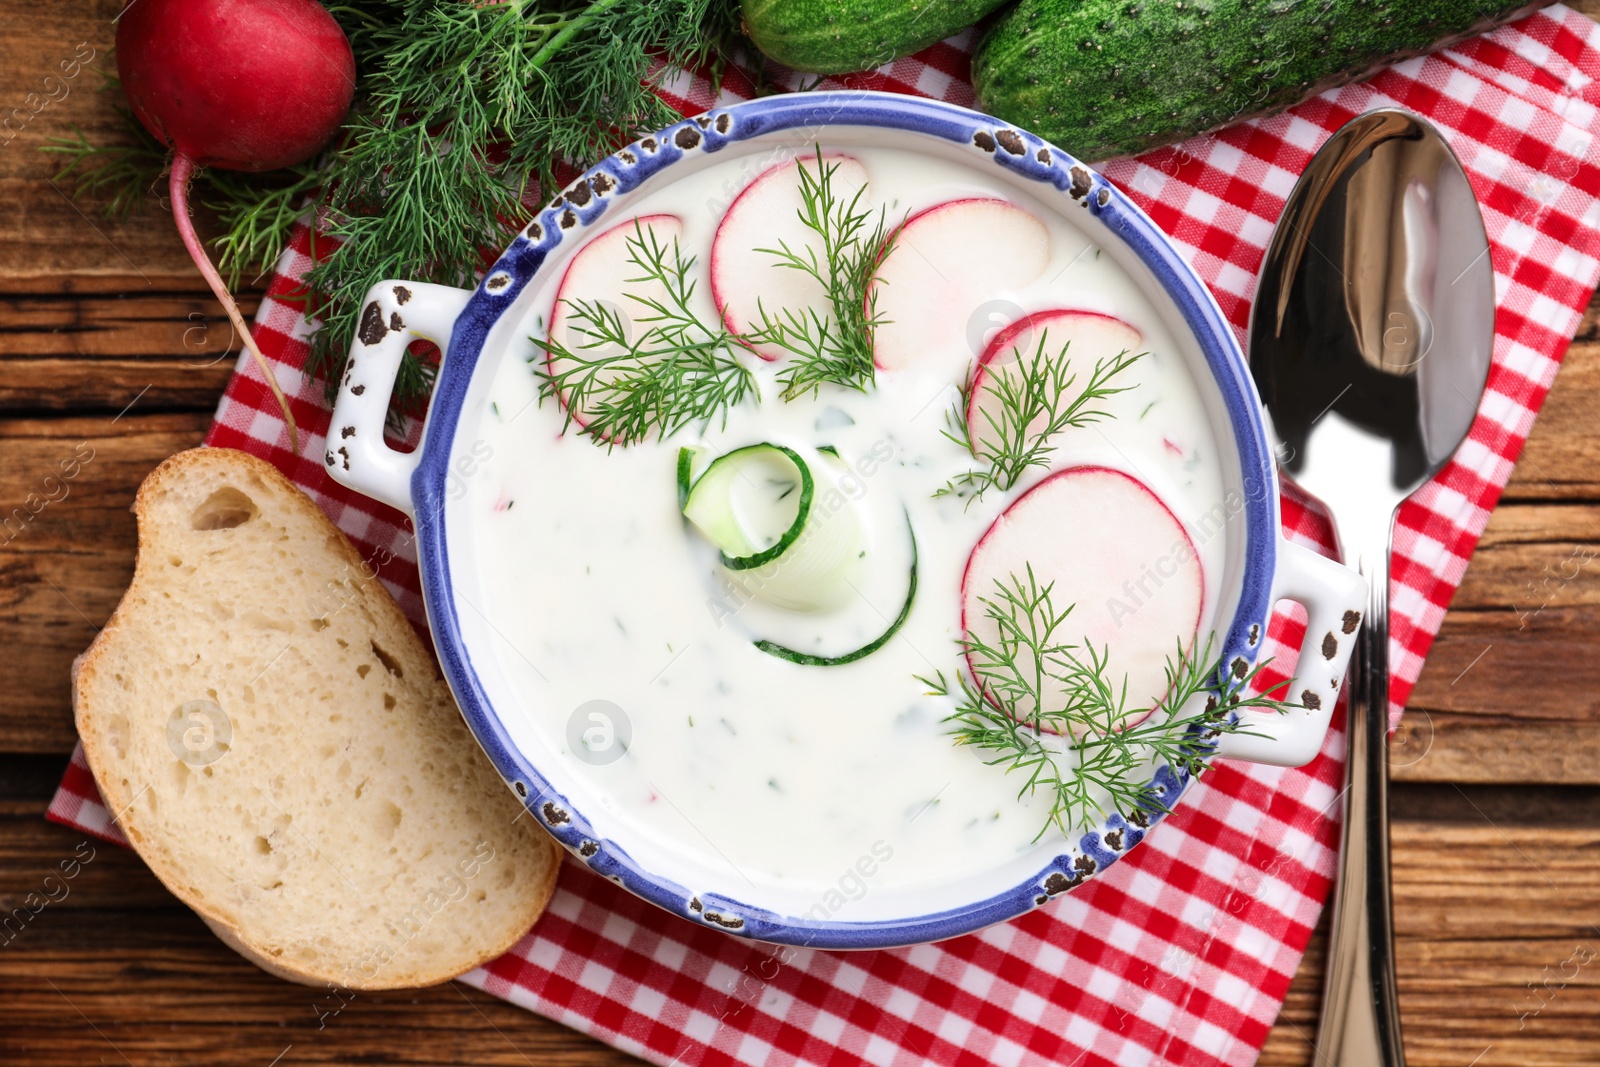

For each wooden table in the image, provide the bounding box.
[4,4,1600,1064]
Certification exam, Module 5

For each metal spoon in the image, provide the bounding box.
[1249,109,1495,1066]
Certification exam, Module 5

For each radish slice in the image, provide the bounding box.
[710,154,870,361]
[961,466,1203,731]
[966,310,1143,455]
[546,214,683,430]
[871,199,1050,373]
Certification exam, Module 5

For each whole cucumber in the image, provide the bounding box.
[972,0,1550,161]
[743,0,1011,75]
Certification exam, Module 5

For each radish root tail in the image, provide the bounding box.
[169,154,302,455]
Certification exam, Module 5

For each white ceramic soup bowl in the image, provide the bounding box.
[324,91,1366,949]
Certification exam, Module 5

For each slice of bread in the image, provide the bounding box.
[74,447,560,989]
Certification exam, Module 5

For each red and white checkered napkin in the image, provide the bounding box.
[48,6,1600,1064]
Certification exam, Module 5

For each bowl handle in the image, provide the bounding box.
[1212,538,1368,768]
[323,281,472,515]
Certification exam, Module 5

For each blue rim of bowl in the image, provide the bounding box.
[407,91,1279,949]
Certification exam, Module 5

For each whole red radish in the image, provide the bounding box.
[117,0,357,451]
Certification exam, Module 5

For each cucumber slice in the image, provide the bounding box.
[676,445,707,511]
[755,517,917,666]
[721,447,917,660]
[684,442,915,661]
[682,443,863,611]
[683,443,813,569]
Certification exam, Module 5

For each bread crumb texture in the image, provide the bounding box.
[73,448,560,989]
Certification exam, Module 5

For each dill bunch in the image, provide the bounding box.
[306,0,739,412]
[44,0,739,418]
[744,149,901,400]
[531,221,756,446]
[936,333,1141,505]
[920,566,1297,841]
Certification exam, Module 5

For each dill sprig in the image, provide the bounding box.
[202,168,325,288]
[532,221,756,446]
[44,126,325,290]
[936,334,1142,505]
[919,566,1297,841]
[42,126,170,223]
[744,149,901,401]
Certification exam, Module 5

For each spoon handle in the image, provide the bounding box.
[1314,555,1406,1065]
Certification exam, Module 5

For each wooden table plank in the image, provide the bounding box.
[0,292,250,358]
[0,415,209,754]
[0,0,211,292]
[0,291,253,412]
[1503,298,1600,501]
[1,917,638,1067]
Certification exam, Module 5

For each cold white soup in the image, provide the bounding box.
[458,144,1277,915]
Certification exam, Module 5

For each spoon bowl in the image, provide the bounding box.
[1253,109,1494,550]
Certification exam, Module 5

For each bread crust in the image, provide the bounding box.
[74,447,560,989]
